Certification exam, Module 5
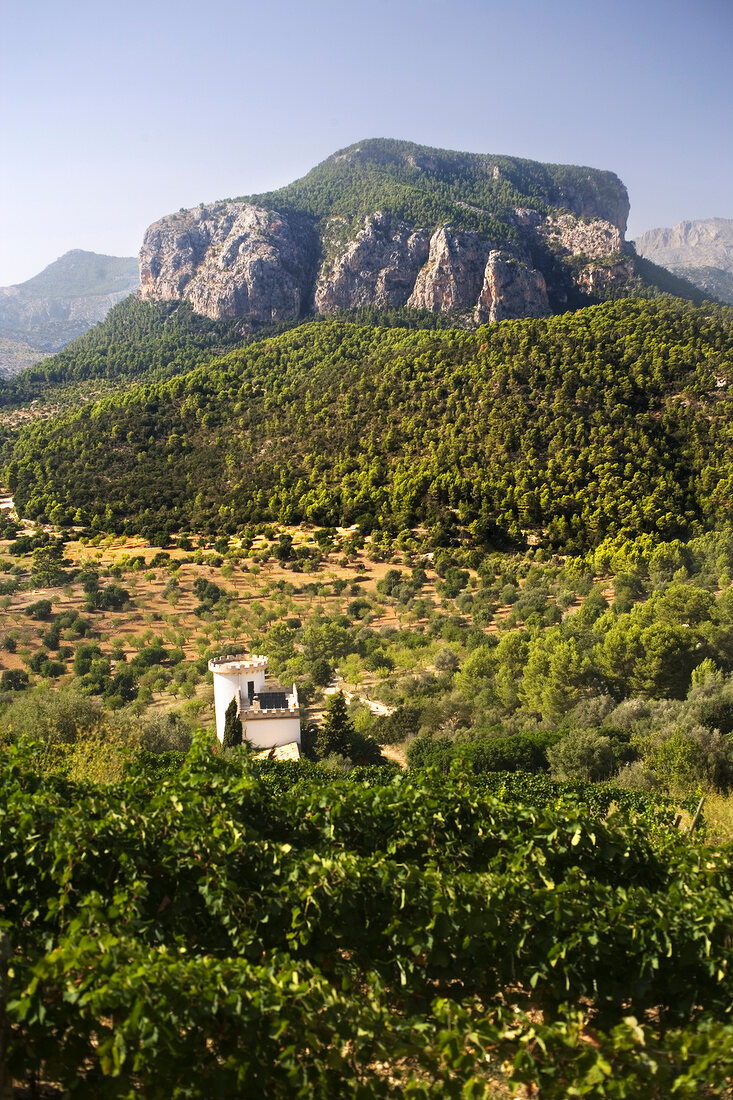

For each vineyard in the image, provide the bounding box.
[2,738,732,1097]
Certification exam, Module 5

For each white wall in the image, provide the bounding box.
[244,716,301,749]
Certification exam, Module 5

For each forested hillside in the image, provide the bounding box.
[247,136,630,237]
[4,298,731,550]
[0,296,457,413]
[0,298,248,407]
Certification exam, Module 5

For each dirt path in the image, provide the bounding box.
[324,675,395,716]
[380,743,407,768]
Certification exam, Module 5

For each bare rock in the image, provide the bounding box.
[475,252,550,324]
[550,176,629,234]
[314,213,430,312]
[139,202,316,322]
[635,219,733,303]
[536,213,633,297]
[512,207,544,230]
[575,257,635,295]
[541,214,623,260]
[408,228,492,312]
[635,218,733,272]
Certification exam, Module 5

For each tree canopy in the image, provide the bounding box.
[4,297,731,552]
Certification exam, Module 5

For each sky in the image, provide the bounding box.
[1,0,731,285]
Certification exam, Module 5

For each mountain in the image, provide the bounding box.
[635,218,733,304]
[5,298,731,550]
[0,250,139,375]
[139,139,703,327]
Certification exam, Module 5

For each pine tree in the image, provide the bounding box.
[222,698,243,748]
[315,691,353,759]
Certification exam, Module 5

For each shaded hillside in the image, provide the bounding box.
[629,254,715,306]
[0,250,140,373]
[673,265,733,306]
[5,298,732,550]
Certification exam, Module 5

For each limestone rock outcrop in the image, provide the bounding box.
[474,252,550,324]
[314,214,430,311]
[138,200,633,325]
[548,178,629,236]
[575,257,635,295]
[535,212,632,298]
[540,214,623,260]
[139,203,317,322]
[407,229,492,312]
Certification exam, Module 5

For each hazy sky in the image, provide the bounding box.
[1,0,731,285]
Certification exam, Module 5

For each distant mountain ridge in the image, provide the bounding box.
[140,138,697,328]
[0,250,139,375]
[635,218,733,304]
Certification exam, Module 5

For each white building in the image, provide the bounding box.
[208,653,301,750]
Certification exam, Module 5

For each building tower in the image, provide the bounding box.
[208,653,301,749]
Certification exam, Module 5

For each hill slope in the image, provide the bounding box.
[0,250,139,375]
[0,298,253,409]
[139,139,701,328]
[5,298,731,550]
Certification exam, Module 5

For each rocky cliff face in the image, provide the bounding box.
[540,214,623,259]
[140,203,628,327]
[139,203,318,321]
[314,214,430,312]
[407,229,491,313]
[547,178,629,237]
[475,252,549,323]
[137,141,639,326]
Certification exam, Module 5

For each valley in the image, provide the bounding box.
[2,137,733,1098]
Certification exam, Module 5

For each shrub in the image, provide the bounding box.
[0,669,29,692]
[24,599,53,620]
[547,730,617,783]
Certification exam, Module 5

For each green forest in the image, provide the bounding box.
[4,298,731,548]
[244,137,628,238]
